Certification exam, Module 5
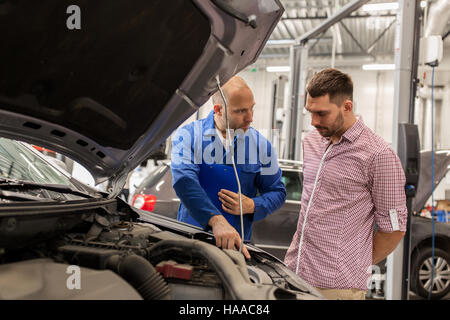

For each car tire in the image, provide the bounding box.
[411,247,450,300]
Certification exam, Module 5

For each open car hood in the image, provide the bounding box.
[0,0,283,197]
[412,150,450,213]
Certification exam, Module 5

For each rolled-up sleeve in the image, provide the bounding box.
[370,147,408,233]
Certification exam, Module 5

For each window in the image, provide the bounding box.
[281,170,303,202]
[0,137,76,188]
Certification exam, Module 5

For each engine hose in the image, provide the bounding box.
[105,254,171,300]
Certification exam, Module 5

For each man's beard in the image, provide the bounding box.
[315,111,344,138]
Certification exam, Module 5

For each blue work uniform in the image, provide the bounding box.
[171,111,286,242]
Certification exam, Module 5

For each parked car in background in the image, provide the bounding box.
[131,151,450,299]
[408,150,450,300]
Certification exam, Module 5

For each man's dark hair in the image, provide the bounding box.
[306,68,353,106]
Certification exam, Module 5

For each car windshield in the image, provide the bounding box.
[0,137,77,189]
[281,170,302,201]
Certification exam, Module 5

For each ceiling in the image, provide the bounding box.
[258,0,448,64]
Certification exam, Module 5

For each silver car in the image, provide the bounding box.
[0,0,323,300]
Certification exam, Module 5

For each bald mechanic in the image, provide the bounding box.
[171,76,286,259]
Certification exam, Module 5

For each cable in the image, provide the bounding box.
[428,65,435,300]
[215,75,245,254]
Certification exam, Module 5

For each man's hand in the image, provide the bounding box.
[208,215,251,259]
[218,189,255,215]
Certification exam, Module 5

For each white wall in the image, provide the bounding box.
[238,70,280,133]
[231,67,397,144]
[345,69,396,144]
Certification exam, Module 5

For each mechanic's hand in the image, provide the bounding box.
[208,215,251,259]
[218,189,255,215]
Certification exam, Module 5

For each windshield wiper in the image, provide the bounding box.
[0,190,57,202]
[0,178,100,199]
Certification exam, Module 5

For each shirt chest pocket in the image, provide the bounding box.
[238,164,260,196]
[321,164,367,198]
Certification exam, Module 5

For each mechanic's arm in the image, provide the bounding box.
[218,167,286,220]
[370,147,408,265]
[218,141,286,218]
[171,126,219,227]
[372,230,405,264]
[171,127,250,258]
[207,215,250,259]
[218,189,255,214]
[173,173,250,259]
[250,167,286,221]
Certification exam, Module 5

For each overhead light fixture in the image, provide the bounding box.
[362,2,398,11]
[362,64,395,71]
[362,1,426,11]
[266,39,296,46]
[266,66,291,72]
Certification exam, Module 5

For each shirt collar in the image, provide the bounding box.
[342,118,364,143]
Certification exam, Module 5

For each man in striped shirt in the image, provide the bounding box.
[284,68,407,300]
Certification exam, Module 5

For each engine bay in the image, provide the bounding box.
[0,199,319,300]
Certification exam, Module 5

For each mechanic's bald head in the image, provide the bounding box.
[212,76,255,134]
[212,76,253,107]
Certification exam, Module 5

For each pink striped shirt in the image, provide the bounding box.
[284,119,407,291]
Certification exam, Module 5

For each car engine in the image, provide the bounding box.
[0,199,319,300]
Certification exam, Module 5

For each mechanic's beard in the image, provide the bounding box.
[231,121,251,133]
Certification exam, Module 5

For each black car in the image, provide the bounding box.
[131,152,450,299]
[0,1,323,300]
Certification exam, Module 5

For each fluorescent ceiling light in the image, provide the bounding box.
[362,64,395,71]
[266,39,296,46]
[362,1,426,11]
[362,2,398,11]
[266,66,291,72]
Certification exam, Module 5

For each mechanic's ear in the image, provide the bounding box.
[214,104,223,115]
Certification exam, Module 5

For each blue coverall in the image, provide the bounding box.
[171,111,286,242]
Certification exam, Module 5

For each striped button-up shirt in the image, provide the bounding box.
[284,119,407,291]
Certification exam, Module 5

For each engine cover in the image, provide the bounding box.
[0,258,142,299]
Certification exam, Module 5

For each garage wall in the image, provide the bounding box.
[179,62,448,154]
[421,51,450,151]
[235,67,396,144]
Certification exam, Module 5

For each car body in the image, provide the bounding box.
[408,150,450,300]
[131,152,450,299]
[0,0,326,300]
